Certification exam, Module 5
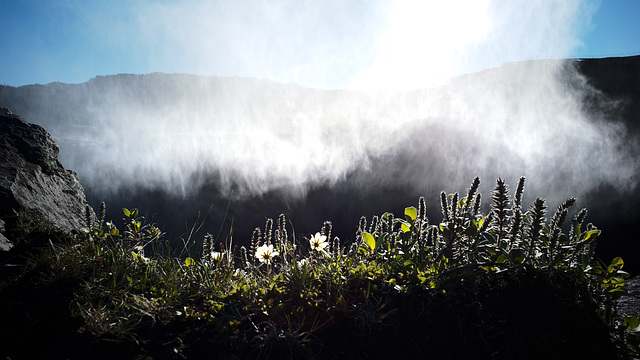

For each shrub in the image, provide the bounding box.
[2,178,638,359]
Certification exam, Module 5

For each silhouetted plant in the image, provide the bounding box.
[12,177,638,359]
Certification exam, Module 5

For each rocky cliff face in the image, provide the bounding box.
[0,108,92,250]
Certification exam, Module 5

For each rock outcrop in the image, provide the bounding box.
[618,276,640,319]
[0,108,92,250]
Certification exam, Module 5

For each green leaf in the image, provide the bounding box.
[464,225,477,236]
[417,275,428,285]
[589,263,605,275]
[624,316,640,331]
[572,220,581,240]
[403,259,414,266]
[583,230,601,242]
[606,287,627,294]
[363,232,376,252]
[123,208,131,217]
[618,270,631,279]
[397,219,411,232]
[458,197,466,209]
[509,248,526,264]
[612,257,624,268]
[405,206,417,221]
[481,232,496,244]
[185,257,196,266]
[580,254,590,269]
[377,233,388,250]
[539,234,549,247]
[558,234,568,245]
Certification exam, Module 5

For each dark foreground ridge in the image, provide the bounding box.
[0,265,625,359]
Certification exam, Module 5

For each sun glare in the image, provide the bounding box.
[348,0,492,91]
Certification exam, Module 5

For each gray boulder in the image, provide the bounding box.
[0,219,10,251]
[618,276,640,320]
[0,108,92,250]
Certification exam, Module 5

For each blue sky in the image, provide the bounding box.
[1,0,639,90]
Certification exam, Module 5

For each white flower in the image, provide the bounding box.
[234,268,246,277]
[309,232,328,252]
[211,251,222,261]
[297,258,309,269]
[255,244,279,264]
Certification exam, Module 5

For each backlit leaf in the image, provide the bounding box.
[612,257,624,268]
[405,206,417,221]
[583,230,601,242]
[363,232,376,252]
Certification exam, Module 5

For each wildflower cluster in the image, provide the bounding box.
[22,178,638,359]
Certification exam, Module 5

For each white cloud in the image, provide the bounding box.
[348,0,599,91]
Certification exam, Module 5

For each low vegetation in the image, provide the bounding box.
[1,177,639,359]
